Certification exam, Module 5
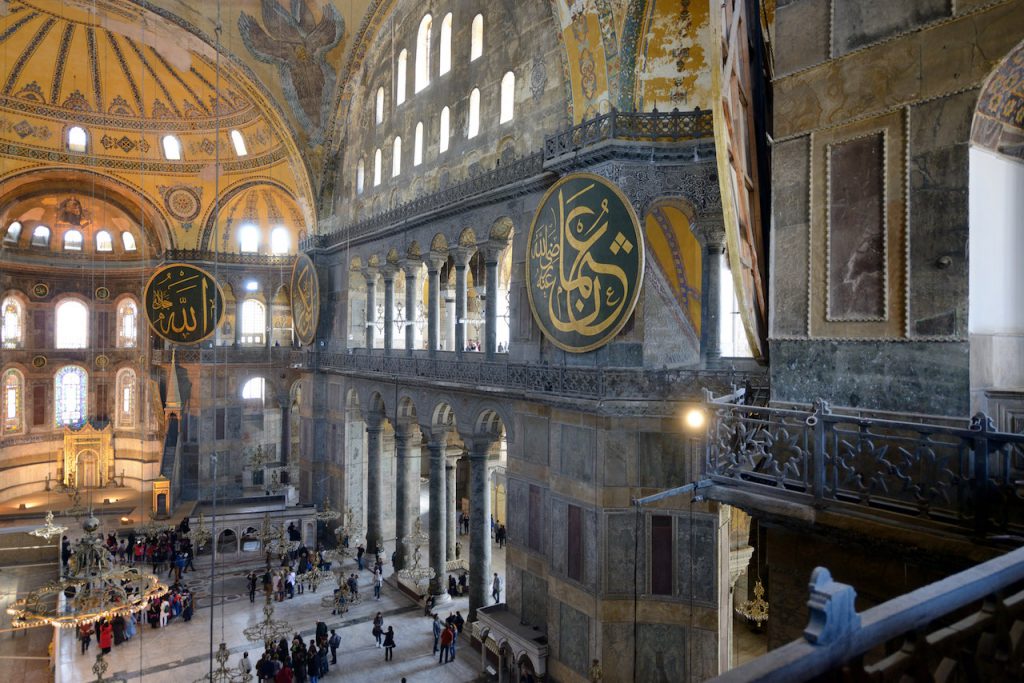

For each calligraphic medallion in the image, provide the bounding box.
[290,252,320,346]
[143,263,224,345]
[526,173,644,353]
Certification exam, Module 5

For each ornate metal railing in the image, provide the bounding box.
[543,107,714,158]
[704,399,1024,535]
[713,545,1024,682]
[152,347,310,366]
[161,249,295,266]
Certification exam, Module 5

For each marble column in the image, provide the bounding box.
[426,256,442,356]
[444,291,456,351]
[402,262,418,354]
[468,439,493,621]
[264,297,273,349]
[427,438,447,596]
[701,237,724,364]
[365,419,384,554]
[393,426,416,570]
[454,247,471,355]
[445,452,458,562]
[382,266,396,354]
[364,268,378,351]
[483,246,500,359]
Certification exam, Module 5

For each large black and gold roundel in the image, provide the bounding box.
[526,173,644,353]
[290,252,320,346]
[143,264,224,345]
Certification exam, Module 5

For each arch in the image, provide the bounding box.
[197,179,305,252]
[644,198,704,337]
[473,405,509,442]
[95,229,113,252]
[458,228,477,248]
[3,221,21,244]
[30,225,50,247]
[161,134,182,160]
[67,125,88,153]
[375,86,385,125]
[115,367,137,429]
[240,299,266,345]
[270,226,291,254]
[430,233,449,253]
[356,158,366,194]
[415,14,432,93]
[396,49,408,105]
[242,376,266,401]
[392,136,402,177]
[471,14,484,62]
[430,401,456,431]
[1,294,25,349]
[63,229,83,250]
[468,88,481,138]
[406,241,423,260]
[55,298,89,349]
[489,216,514,242]
[414,122,424,166]
[218,528,239,555]
[3,367,24,434]
[439,13,453,76]
[230,129,248,156]
[374,148,383,186]
[366,391,387,421]
[116,297,139,348]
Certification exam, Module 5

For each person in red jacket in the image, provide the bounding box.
[98,620,113,654]
[274,662,293,683]
[439,625,454,664]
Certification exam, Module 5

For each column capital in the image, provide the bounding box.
[380,263,400,282]
[425,251,447,272]
[480,240,507,264]
[452,246,473,267]
[365,413,385,431]
[464,434,498,458]
[399,258,421,277]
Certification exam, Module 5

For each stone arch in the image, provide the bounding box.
[489,216,514,242]
[972,38,1024,160]
[471,402,514,444]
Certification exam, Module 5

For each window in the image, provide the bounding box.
[373,148,382,186]
[55,300,89,349]
[720,254,753,357]
[415,14,432,93]
[1,297,23,349]
[116,299,137,348]
[396,50,408,105]
[242,377,265,401]
[68,126,87,152]
[439,13,452,76]
[240,299,265,344]
[116,368,136,428]
[245,280,259,292]
[468,88,480,138]
[54,365,88,427]
[414,122,424,166]
[239,224,259,253]
[392,137,402,177]
[3,369,23,433]
[122,232,137,251]
[96,230,113,252]
[471,14,483,61]
[651,515,673,595]
[31,225,50,247]
[230,130,248,156]
[271,227,290,255]
[439,107,450,153]
[356,159,365,194]
[63,229,83,251]
[161,135,182,160]
[3,221,20,244]
[500,71,515,123]
[375,87,385,125]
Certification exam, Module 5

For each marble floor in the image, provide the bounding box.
[0,564,61,683]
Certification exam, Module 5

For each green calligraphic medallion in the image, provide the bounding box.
[143,263,224,344]
[290,252,320,345]
[526,172,644,353]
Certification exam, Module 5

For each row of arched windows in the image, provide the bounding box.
[238,225,291,255]
[357,73,514,194]
[63,125,248,160]
[3,221,138,252]
[2,365,137,434]
[1,297,138,349]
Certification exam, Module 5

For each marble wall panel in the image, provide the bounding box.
[770,136,810,338]
[583,505,599,591]
[558,601,590,677]
[832,0,950,57]
[605,511,643,595]
[520,414,550,465]
[602,428,634,487]
[601,623,634,682]
[228,407,242,438]
[559,424,596,483]
[521,570,548,631]
[638,432,689,488]
[636,623,688,682]
[775,0,830,76]
[507,476,530,545]
[550,498,568,576]
[677,514,717,606]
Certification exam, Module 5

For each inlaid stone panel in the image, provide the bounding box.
[558,601,590,677]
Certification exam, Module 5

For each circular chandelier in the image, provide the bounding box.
[8,516,167,629]
[30,511,68,541]
[314,495,341,523]
[189,512,213,550]
[192,642,253,683]
[397,518,434,585]
[319,574,358,614]
[334,506,364,558]
[243,597,293,647]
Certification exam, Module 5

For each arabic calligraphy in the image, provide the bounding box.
[290,253,320,345]
[143,264,224,344]
[526,173,644,353]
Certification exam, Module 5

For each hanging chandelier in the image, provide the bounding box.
[189,512,213,550]
[397,518,434,585]
[736,579,769,627]
[243,596,294,647]
[319,573,358,614]
[30,511,68,541]
[65,488,88,519]
[247,444,271,469]
[314,495,341,523]
[256,513,294,557]
[334,506,365,558]
[8,516,166,629]
[191,642,253,683]
[136,513,172,540]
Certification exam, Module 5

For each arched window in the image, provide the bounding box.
[31,225,50,247]
[63,229,83,251]
[96,230,113,252]
[3,221,20,244]
[439,13,453,76]
[2,297,23,349]
[720,255,753,358]
[374,148,382,186]
[115,368,136,428]
[161,135,182,160]
[116,299,138,348]
[271,227,290,255]
[240,299,265,345]
[392,137,402,177]
[415,14,432,93]
[414,122,424,166]
[54,365,88,427]
[55,299,88,349]
[396,50,408,105]
[439,107,450,153]
[230,129,248,156]
[468,88,481,138]
[375,87,385,125]
[242,377,265,401]
[239,224,260,253]
[68,126,88,152]
[500,71,515,124]
[471,14,483,61]
[356,158,366,194]
[3,368,23,433]
[122,232,137,251]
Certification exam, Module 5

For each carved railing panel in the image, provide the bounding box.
[162,249,294,267]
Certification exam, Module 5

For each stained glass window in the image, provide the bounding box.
[55,299,88,348]
[1,296,23,348]
[117,299,138,348]
[54,365,87,427]
[116,368,135,428]
[3,369,23,433]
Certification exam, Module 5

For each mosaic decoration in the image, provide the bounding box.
[31,355,46,368]
[159,185,203,222]
[143,263,224,344]
[290,252,320,346]
[95,286,110,300]
[526,173,644,353]
[31,282,48,298]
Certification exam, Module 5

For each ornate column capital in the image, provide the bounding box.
[380,263,399,282]
[424,252,446,272]
[452,246,473,268]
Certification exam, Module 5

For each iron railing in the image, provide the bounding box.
[161,249,295,267]
[704,399,1024,535]
[543,107,714,158]
[152,347,309,366]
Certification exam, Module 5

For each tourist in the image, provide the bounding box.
[248,571,258,603]
[454,611,465,634]
[356,544,365,570]
[447,623,458,661]
[383,625,396,661]
[492,572,502,603]
[328,629,340,664]
[438,623,454,664]
[372,611,384,647]
[373,565,383,600]
[98,620,113,654]
[306,642,320,683]
[432,613,442,653]
[240,652,252,676]
[78,622,92,654]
